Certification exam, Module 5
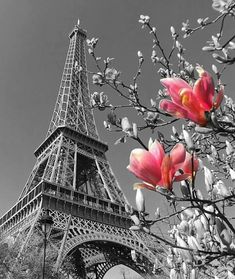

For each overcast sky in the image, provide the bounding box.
[0,1,234,278]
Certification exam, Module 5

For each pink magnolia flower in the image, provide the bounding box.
[127,140,198,191]
[159,67,223,126]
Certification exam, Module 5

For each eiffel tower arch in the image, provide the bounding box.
[0,21,168,278]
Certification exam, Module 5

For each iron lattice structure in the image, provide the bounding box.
[0,22,168,278]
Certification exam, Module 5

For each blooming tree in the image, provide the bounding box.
[87,1,235,278]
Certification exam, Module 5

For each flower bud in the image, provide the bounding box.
[132,123,138,138]
[135,188,145,212]
[130,225,140,231]
[211,145,218,158]
[137,51,143,58]
[170,26,176,36]
[131,250,136,261]
[190,268,197,279]
[226,140,234,155]
[155,207,160,218]
[195,126,213,134]
[230,168,235,181]
[183,129,194,150]
[121,117,132,133]
[204,167,213,193]
[202,46,215,52]
[130,214,140,226]
[212,64,218,74]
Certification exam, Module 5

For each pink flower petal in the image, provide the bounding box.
[180,89,208,125]
[170,143,186,167]
[213,87,224,109]
[174,173,191,182]
[193,69,214,111]
[160,155,173,190]
[159,99,189,119]
[161,78,192,105]
[180,152,199,175]
[127,149,161,185]
[149,140,165,167]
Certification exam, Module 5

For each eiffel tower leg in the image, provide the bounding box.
[18,205,42,255]
[55,214,72,271]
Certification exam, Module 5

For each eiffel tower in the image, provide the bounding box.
[0,20,167,279]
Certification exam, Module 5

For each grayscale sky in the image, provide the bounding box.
[0,1,234,278]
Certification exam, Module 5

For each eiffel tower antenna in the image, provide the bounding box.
[0,20,167,278]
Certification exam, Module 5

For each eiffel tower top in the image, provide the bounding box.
[46,18,99,140]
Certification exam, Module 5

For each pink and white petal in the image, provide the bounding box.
[161,78,192,105]
[170,143,186,169]
[127,149,161,185]
[159,99,189,119]
[174,173,191,182]
[213,87,224,109]
[160,155,173,190]
[149,140,165,167]
[180,152,199,175]
[193,70,214,111]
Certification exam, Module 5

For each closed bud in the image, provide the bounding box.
[130,214,140,226]
[142,226,150,233]
[137,50,143,58]
[229,41,235,49]
[88,48,94,55]
[131,250,136,261]
[226,140,234,155]
[121,117,132,133]
[211,145,218,158]
[204,167,213,193]
[170,26,176,35]
[130,225,140,231]
[150,98,157,107]
[190,268,197,279]
[230,168,235,181]
[195,126,213,134]
[172,126,178,136]
[212,64,218,74]
[132,123,138,138]
[183,129,194,150]
[202,46,215,52]
[135,188,145,212]
[155,207,160,218]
